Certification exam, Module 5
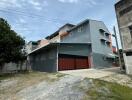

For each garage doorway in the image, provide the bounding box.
[58,54,90,71]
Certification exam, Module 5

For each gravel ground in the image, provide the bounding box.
[17,75,86,100]
[0,74,94,100]
[0,70,132,100]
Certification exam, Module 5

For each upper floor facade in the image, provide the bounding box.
[61,19,112,55]
[29,19,113,55]
[45,23,75,43]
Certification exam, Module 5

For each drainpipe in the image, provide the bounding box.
[113,26,122,69]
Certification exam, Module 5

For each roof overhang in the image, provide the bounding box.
[28,42,91,55]
[123,49,132,53]
[106,53,118,59]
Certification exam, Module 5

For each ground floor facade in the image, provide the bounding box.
[29,43,114,72]
[123,51,132,74]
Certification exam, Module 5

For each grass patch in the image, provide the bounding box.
[0,71,30,81]
[84,79,132,100]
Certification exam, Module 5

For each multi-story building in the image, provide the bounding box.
[37,39,49,48]
[28,19,114,72]
[115,0,132,74]
[25,41,38,54]
[45,23,75,43]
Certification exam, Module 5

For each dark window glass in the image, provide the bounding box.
[129,25,132,39]
[126,52,132,56]
[119,5,132,16]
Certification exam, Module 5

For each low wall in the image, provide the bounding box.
[1,61,28,73]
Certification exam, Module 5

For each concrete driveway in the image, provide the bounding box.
[60,67,121,79]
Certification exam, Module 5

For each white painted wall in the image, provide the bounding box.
[123,54,132,74]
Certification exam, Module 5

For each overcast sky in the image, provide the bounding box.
[0,0,121,47]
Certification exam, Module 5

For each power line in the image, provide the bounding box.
[0,6,69,23]
[0,8,69,28]
[0,1,47,17]
[0,3,71,35]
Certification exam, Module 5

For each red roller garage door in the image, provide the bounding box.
[58,58,75,71]
[58,54,89,71]
[75,58,89,69]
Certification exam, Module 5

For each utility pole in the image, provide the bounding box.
[113,26,122,69]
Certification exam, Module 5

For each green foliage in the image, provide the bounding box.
[0,18,26,67]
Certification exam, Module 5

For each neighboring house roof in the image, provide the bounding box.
[45,23,75,39]
[28,42,91,55]
[27,41,38,45]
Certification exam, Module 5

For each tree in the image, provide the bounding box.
[0,18,26,71]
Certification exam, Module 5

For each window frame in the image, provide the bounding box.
[129,25,132,39]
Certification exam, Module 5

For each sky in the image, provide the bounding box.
[0,0,121,47]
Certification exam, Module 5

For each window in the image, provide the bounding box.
[100,39,111,47]
[105,33,110,39]
[100,39,106,45]
[106,42,110,47]
[126,52,132,56]
[119,5,132,16]
[103,56,107,61]
[129,25,132,39]
[78,26,83,32]
[69,32,72,37]
[99,29,105,36]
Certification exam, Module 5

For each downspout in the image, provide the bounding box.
[56,45,59,72]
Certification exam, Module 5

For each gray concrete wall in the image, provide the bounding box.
[115,0,132,50]
[1,61,27,73]
[29,47,57,72]
[89,20,112,54]
[58,44,91,56]
[61,20,113,68]
[89,20,113,68]
[61,22,91,43]
[115,0,132,74]
[92,53,113,68]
